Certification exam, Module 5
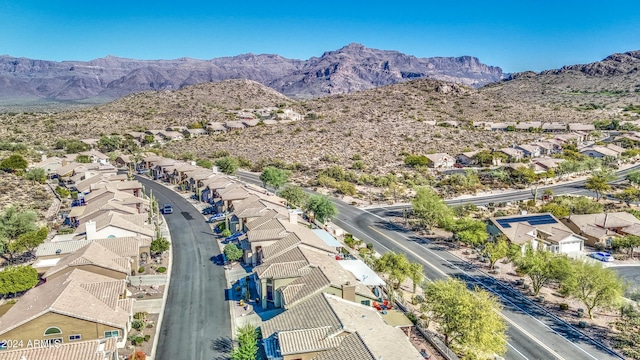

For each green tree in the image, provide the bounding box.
[423,278,507,357]
[560,261,624,319]
[305,194,337,223]
[259,166,290,190]
[473,150,495,166]
[24,168,47,184]
[14,226,48,256]
[0,206,37,243]
[215,156,239,175]
[449,218,488,246]
[627,170,640,188]
[404,155,429,167]
[0,265,39,296]
[483,235,509,269]
[143,134,155,144]
[539,203,570,218]
[0,154,28,172]
[195,158,213,169]
[585,170,616,201]
[374,252,423,291]
[224,243,243,262]
[512,166,540,202]
[412,187,453,229]
[514,246,572,296]
[336,181,357,196]
[230,324,258,360]
[75,154,91,163]
[617,187,640,206]
[150,237,170,255]
[611,235,640,257]
[97,135,122,153]
[278,185,308,208]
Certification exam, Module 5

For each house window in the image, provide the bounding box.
[361,300,371,306]
[69,334,81,341]
[44,327,62,336]
[104,330,119,339]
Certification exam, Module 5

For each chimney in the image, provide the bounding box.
[86,220,97,240]
[342,282,356,302]
[288,211,298,225]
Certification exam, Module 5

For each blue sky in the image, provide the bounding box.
[1,0,639,73]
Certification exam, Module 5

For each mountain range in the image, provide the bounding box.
[0,43,503,104]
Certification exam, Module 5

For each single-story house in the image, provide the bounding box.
[488,213,585,254]
[425,153,455,169]
[516,144,542,158]
[569,123,596,132]
[542,123,568,132]
[497,148,524,162]
[42,241,132,281]
[0,337,118,360]
[580,145,623,158]
[563,212,640,247]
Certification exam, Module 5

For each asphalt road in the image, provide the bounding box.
[612,266,640,292]
[137,176,232,360]
[237,170,623,360]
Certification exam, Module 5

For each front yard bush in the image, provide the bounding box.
[132,320,145,331]
[157,266,167,273]
[138,267,145,274]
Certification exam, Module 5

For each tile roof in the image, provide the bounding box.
[0,269,130,337]
[0,338,118,360]
[245,209,288,231]
[43,241,132,279]
[312,333,375,360]
[261,293,422,360]
[36,236,147,258]
[75,213,154,238]
[261,230,335,260]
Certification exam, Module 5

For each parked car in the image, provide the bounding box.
[225,231,244,241]
[202,206,217,215]
[161,204,173,214]
[206,213,226,223]
[590,251,614,262]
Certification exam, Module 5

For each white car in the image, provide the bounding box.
[590,252,614,262]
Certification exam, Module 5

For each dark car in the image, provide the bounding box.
[161,204,173,214]
[202,206,217,215]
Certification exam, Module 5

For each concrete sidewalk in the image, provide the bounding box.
[129,275,167,286]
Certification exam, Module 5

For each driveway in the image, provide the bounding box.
[137,176,232,360]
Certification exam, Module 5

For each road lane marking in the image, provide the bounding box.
[500,312,564,360]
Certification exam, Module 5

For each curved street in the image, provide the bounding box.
[137,176,231,360]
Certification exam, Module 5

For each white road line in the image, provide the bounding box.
[361,208,605,360]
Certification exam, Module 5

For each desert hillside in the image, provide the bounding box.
[482,50,640,116]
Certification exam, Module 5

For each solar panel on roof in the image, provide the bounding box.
[495,214,557,228]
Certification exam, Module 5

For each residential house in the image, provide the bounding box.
[74,214,154,242]
[261,292,423,360]
[563,212,640,247]
[542,123,568,132]
[569,123,596,132]
[580,145,623,158]
[30,156,64,176]
[91,180,143,197]
[113,155,132,169]
[0,337,118,360]
[436,120,459,128]
[183,128,208,138]
[515,121,541,131]
[225,121,246,130]
[125,131,146,143]
[137,154,163,172]
[424,153,455,169]
[516,144,542,158]
[74,174,128,194]
[206,122,227,134]
[0,269,132,349]
[487,213,585,254]
[80,139,100,148]
[79,151,110,165]
[253,245,372,310]
[456,151,479,166]
[490,122,511,131]
[532,158,564,172]
[151,158,178,180]
[497,147,524,162]
[555,132,585,144]
[42,242,132,281]
[533,140,563,156]
[34,236,150,275]
[156,130,183,142]
[242,119,260,127]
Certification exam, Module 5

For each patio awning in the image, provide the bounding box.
[337,259,386,286]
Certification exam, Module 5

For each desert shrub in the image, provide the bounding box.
[133,311,148,320]
[132,320,145,331]
[138,267,145,273]
[157,266,167,273]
